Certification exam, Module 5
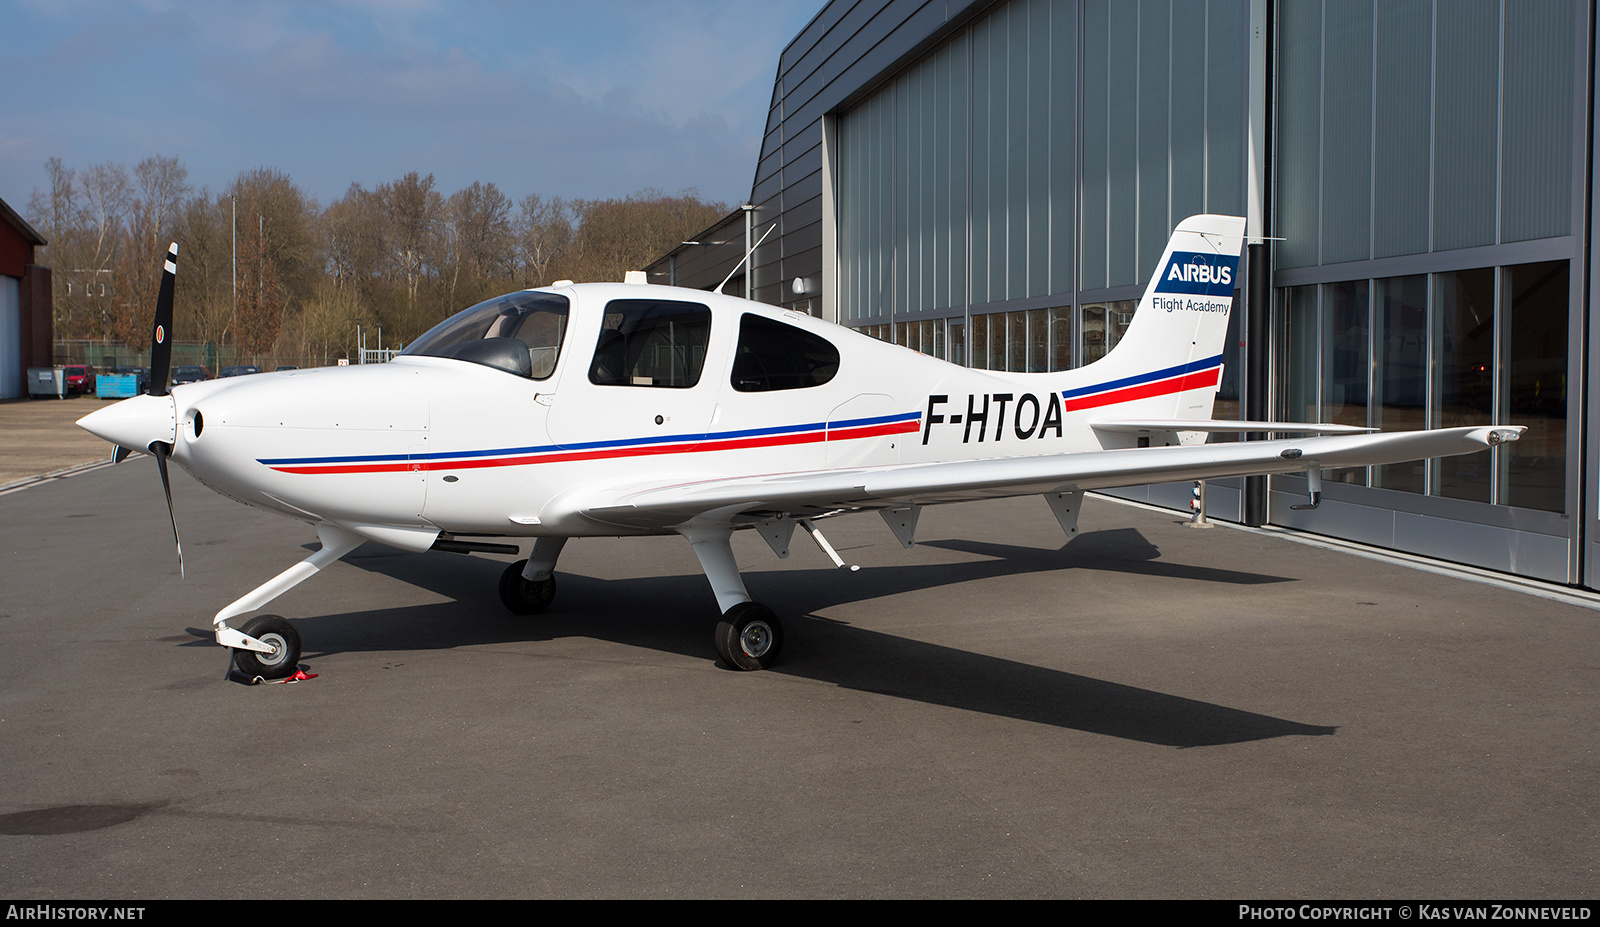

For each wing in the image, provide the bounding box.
[549,425,1522,531]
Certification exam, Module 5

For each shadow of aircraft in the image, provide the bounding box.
[186,526,1324,748]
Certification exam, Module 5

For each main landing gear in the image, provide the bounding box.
[212,525,792,678]
[714,602,784,671]
[499,560,556,614]
[682,526,785,671]
[498,536,564,614]
[498,529,788,671]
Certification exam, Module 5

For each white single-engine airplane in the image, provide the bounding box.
[80,215,1521,677]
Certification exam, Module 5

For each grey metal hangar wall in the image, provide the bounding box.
[651,0,1596,589]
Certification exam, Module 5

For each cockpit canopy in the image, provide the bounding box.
[403,286,842,392]
[402,291,569,378]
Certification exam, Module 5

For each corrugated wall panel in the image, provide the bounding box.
[1501,0,1573,243]
[1170,0,1207,228]
[1275,0,1321,269]
[1372,0,1431,259]
[1319,0,1372,265]
[1431,0,1498,252]
[1136,0,1171,283]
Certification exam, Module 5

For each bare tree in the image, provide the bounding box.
[378,172,442,317]
[171,190,236,353]
[234,213,282,361]
[517,193,573,288]
[443,180,515,308]
[27,156,77,249]
[134,155,190,244]
[554,189,726,284]
[110,199,163,350]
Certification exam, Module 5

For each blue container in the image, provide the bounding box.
[97,374,138,399]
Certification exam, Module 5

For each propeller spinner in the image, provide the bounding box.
[76,242,184,575]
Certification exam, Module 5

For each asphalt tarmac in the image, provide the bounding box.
[1,458,1595,899]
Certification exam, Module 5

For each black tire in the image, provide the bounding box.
[714,603,784,671]
[232,615,301,679]
[499,559,556,614]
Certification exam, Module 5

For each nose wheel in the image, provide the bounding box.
[715,602,784,671]
[231,615,301,679]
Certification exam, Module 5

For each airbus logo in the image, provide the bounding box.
[1155,250,1238,297]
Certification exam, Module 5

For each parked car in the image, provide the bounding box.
[219,365,263,378]
[274,365,300,371]
[171,365,210,385]
[63,364,96,394]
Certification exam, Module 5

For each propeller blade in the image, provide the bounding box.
[111,445,132,464]
[149,243,177,398]
[153,442,185,578]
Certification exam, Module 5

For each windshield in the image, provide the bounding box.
[402,291,569,379]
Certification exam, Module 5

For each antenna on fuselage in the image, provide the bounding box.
[717,221,776,295]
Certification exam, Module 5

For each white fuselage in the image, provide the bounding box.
[161,282,1226,545]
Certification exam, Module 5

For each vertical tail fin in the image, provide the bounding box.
[1060,215,1245,422]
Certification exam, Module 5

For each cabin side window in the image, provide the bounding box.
[588,299,711,388]
[731,313,840,392]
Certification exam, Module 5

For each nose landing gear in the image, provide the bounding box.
[230,614,302,679]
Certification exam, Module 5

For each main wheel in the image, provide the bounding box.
[714,602,784,671]
[499,559,556,614]
[232,615,301,680]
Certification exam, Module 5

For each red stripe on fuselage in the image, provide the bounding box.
[1060,368,1221,413]
[266,417,923,475]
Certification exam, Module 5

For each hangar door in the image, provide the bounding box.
[0,275,20,400]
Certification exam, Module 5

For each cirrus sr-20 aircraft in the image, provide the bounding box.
[78,216,1521,678]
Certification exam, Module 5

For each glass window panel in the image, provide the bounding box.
[1433,268,1495,502]
[1503,261,1568,512]
[1081,303,1107,365]
[1006,310,1026,372]
[1374,275,1428,492]
[1322,281,1370,484]
[971,313,990,370]
[1106,299,1136,355]
[949,319,966,367]
[1212,290,1243,432]
[1050,306,1072,371]
[1279,286,1319,423]
[1026,308,1047,372]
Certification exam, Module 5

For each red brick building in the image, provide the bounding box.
[0,196,51,399]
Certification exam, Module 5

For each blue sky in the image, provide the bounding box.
[0,0,822,213]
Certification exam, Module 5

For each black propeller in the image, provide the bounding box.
[150,243,182,576]
[79,241,184,575]
[149,243,176,399]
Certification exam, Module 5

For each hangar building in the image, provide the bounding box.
[647,0,1596,589]
[0,196,51,400]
